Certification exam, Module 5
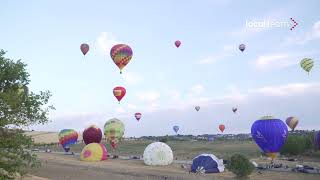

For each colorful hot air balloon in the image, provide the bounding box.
[80,143,108,162]
[300,58,314,74]
[285,117,299,131]
[113,86,126,103]
[195,106,200,112]
[239,44,246,52]
[110,44,133,74]
[175,40,181,48]
[83,125,102,145]
[135,112,142,121]
[232,107,237,113]
[80,43,89,56]
[314,131,320,150]
[173,126,179,134]
[58,129,78,152]
[104,118,125,150]
[219,125,225,133]
[251,116,288,160]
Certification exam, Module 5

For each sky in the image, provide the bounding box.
[1,0,320,137]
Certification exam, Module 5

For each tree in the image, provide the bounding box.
[0,50,54,179]
[227,154,254,179]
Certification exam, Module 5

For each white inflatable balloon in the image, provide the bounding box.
[143,142,173,166]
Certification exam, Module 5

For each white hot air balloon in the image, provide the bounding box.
[143,142,173,166]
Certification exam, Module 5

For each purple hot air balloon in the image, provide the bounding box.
[173,125,179,134]
[314,131,320,150]
[251,116,288,160]
[239,44,246,52]
[80,43,89,56]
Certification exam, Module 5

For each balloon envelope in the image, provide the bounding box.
[143,142,173,166]
[175,40,181,48]
[110,44,133,73]
[104,118,125,150]
[195,106,200,111]
[58,129,78,152]
[173,126,179,133]
[239,44,246,52]
[219,125,225,132]
[135,113,142,121]
[83,125,102,145]
[232,107,237,113]
[80,143,108,162]
[80,43,89,55]
[251,116,288,159]
[113,86,126,102]
[285,117,299,131]
[300,58,313,73]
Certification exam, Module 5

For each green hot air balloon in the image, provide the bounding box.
[300,58,314,74]
[104,118,125,151]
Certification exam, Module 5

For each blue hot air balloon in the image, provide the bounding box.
[251,116,288,160]
[173,126,179,134]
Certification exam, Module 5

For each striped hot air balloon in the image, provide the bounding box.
[300,58,314,74]
[285,117,299,131]
[58,129,78,152]
[110,44,133,74]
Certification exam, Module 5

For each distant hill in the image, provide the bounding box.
[24,131,83,144]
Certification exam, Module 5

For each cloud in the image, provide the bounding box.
[167,89,181,100]
[254,53,298,71]
[198,56,217,64]
[197,44,234,65]
[137,91,160,102]
[122,72,143,85]
[96,32,119,54]
[283,20,320,45]
[191,85,205,95]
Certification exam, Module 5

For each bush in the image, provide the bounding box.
[227,154,254,179]
[159,137,168,143]
[280,135,309,156]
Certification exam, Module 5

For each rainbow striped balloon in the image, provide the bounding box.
[80,143,108,162]
[110,44,133,74]
[58,129,78,152]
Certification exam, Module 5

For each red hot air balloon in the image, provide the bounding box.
[135,113,142,121]
[219,124,225,133]
[113,86,126,103]
[82,125,102,145]
[80,43,89,55]
[175,40,181,48]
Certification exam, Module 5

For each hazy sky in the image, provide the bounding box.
[1,0,320,137]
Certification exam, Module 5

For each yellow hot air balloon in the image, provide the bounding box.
[80,143,108,162]
[300,58,313,74]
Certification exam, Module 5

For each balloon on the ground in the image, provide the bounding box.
[80,143,108,162]
[314,131,320,150]
[219,125,225,133]
[300,58,313,73]
[134,112,142,121]
[143,142,173,166]
[285,117,299,131]
[251,116,288,160]
[191,154,224,174]
[173,126,179,133]
[113,86,126,103]
[58,129,78,152]
[83,125,102,145]
[195,106,200,111]
[232,107,237,113]
[110,44,133,74]
[175,40,181,48]
[104,118,125,150]
[239,44,246,52]
[80,43,89,56]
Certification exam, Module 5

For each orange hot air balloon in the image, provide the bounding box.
[80,43,89,56]
[219,124,225,133]
[113,86,126,103]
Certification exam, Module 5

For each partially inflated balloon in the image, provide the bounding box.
[58,129,78,152]
[251,116,288,160]
[239,44,246,52]
[135,113,142,121]
[300,58,313,74]
[195,106,200,111]
[113,86,126,103]
[286,117,299,131]
[80,143,108,162]
[110,44,133,74]
[143,142,173,166]
[173,126,179,133]
[219,125,225,133]
[104,118,125,150]
[83,125,102,145]
[80,43,89,56]
[175,40,181,48]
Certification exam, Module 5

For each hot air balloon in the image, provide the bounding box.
[110,44,133,74]
[232,107,237,113]
[195,106,200,111]
[83,125,102,145]
[175,40,181,48]
[80,143,108,162]
[104,118,125,151]
[80,43,89,56]
[314,131,320,150]
[143,142,173,166]
[58,129,78,152]
[300,58,313,74]
[239,44,246,52]
[113,86,126,103]
[135,112,142,121]
[285,117,299,131]
[173,126,179,134]
[251,116,288,161]
[219,125,225,133]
